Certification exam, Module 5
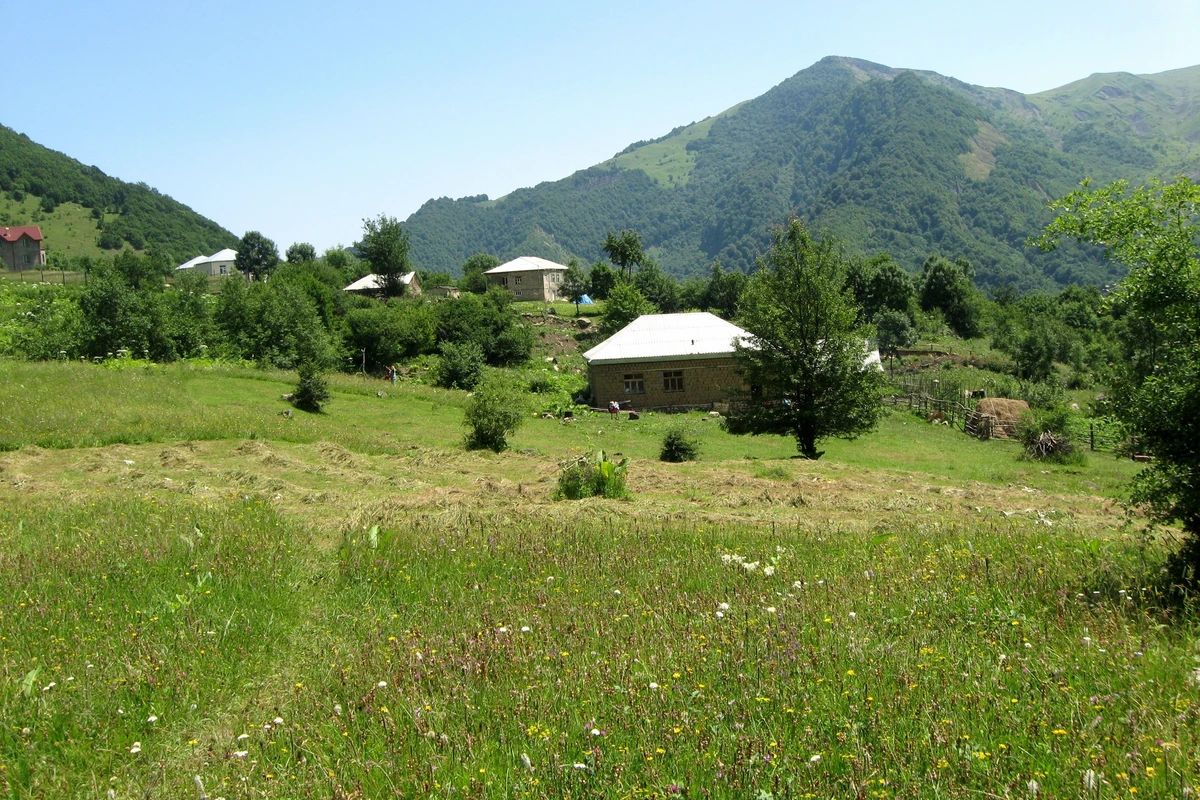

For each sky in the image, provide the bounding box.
[7,0,1199,256]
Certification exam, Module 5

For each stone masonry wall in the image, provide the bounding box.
[589,356,743,409]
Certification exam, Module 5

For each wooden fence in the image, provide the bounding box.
[889,382,1126,452]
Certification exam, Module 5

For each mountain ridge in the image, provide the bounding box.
[403,57,1200,290]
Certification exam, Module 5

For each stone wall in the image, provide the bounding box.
[589,356,743,409]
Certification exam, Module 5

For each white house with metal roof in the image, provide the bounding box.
[175,248,238,277]
[583,312,751,409]
[342,272,421,296]
[484,256,568,302]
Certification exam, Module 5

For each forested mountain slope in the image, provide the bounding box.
[404,57,1200,290]
[0,125,237,263]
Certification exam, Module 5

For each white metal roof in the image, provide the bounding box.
[342,272,416,292]
[484,256,569,274]
[208,248,238,262]
[175,254,208,271]
[583,312,751,365]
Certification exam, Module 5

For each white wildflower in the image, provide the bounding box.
[147,715,158,723]
[648,682,659,690]
[497,627,508,633]
[573,763,587,770]
[1027,779,1039,796]
[378,681,387,688]
[130,741,142,754]
[718,602,730,611]
[743,561,760,572]
[763,565,776,576]
[234,750,248,758]
[237,733,250,741]
[521,626,531,633]
[521,752,533,772]
[1082,770,1098,791]
[809,754,821,763]
[590,728,601,736]
[765,607,777,614]
[793,580,804,589]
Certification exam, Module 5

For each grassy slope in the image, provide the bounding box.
[2,360,1195,799]
[1028,65,1200,177]
[0,195,127,262]
[609,103,748,188]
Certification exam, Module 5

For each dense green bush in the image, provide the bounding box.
[434,341,486,390]
[554,450,631,499]
[463,377,527,452]
[659,424,701,462]
[291,363,331,413]
[1017,406,1084,465]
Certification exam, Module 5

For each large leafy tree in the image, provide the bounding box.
[359,215,412,298]
[919,254,980,338]
[602,229,646,278]
[600,282,657,336]
[286,242,317,264]
[561,261,588,314]
[1036,177,1200,581]
[726,220,885,460]
[235,231,280,281]
[460,253,499,295]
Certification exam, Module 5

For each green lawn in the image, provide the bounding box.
[0,358,1189,799]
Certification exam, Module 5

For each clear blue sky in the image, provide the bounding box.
[8,0,1199,257]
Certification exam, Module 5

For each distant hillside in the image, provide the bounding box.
[0,124,237,264]
[404,58,1200,290]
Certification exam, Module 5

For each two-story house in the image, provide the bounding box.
[0,226,47,270]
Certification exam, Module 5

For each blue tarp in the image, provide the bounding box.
[579,294,594,305]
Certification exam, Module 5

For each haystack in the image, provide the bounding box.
[970,398,1029,440]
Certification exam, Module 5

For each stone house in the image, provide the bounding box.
[484,256,567,302]
[583,312,751,410]
[1,226,47,270]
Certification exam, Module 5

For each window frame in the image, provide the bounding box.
[662,370,684,393]
[622,373,645,394]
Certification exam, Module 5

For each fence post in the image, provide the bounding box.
[1090,422,1095,452]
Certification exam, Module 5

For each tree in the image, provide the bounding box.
[1036,177,1200,581]
[358,215,412,298]
[875,309,917,367]
[286,242,317,264]
[587,262,617,300]
[561,261,588,314]
[704,262,748,320]
[919,254,980,338]
[600,282,657,336]
[725,220,886,460]
[632,259,681,313]
[235,231,280,281]
[602,229,646,278]
[460,253,499,295]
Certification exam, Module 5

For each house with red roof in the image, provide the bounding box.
[0,226,46,270]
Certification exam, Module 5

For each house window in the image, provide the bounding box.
[219,265,228,275]
[663,370,684,392]
[515,276,522,284]
[22,254,31,265]
[500,276,508,286]
[623,373,645,394]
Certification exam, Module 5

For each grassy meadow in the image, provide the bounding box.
[1,359,1197,798]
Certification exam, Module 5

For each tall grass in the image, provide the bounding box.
[1,496,1195,798]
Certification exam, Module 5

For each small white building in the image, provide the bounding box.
[484,256,568,302]
[342,272,421,296]
[176,248,238,277]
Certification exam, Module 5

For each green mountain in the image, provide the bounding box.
[404,57,1200,290]
[0,124,237,263]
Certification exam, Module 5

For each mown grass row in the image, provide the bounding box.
[2,495,1196,798]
